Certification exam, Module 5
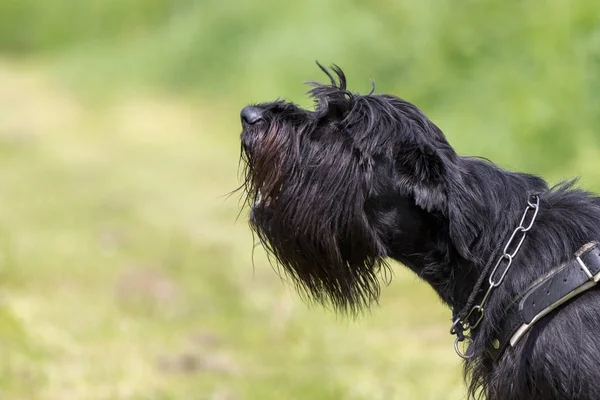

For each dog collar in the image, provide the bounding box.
[451,194,540,359]
[487,241,600,361]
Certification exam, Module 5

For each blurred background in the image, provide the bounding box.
[0,1,599,399]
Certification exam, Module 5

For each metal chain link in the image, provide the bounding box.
[450,194,540,359]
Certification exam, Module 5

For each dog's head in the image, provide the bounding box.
[239,64,458,313]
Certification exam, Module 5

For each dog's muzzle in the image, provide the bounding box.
[240,106,265,153]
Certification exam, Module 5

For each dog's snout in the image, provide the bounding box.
[241,106,264,125]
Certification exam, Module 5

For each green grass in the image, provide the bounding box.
[0,62,467,399]
[32,0,600,178]
[1,1,600,398]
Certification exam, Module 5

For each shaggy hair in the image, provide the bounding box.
[239,64,600,399]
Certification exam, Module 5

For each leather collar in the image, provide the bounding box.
[487,242,600,361]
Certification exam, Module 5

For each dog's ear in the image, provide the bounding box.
[396,142,483,261]
[446,189,483,261]
[395,141,448,213]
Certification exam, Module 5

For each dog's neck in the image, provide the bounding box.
[386,156,548,310]
[386,208,478,309]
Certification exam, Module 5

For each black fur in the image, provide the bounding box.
[238,64,600,399]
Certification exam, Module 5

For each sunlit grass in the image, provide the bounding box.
[0,1,599,398]
[0,62,468,399]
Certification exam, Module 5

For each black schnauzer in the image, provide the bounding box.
[238,64,600,400]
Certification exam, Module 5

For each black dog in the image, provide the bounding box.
[238,64,600,400]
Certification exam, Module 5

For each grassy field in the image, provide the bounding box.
[1,1,600,399]
[0,61,467,399]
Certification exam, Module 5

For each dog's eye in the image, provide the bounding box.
[342,122,354,135]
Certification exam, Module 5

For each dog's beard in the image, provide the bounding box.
[240,120,390,314]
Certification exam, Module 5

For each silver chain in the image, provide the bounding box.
[451,194,540,359]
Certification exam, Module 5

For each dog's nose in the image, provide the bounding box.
[241,106,264,125]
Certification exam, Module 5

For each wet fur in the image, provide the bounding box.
[239,65,600,399]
